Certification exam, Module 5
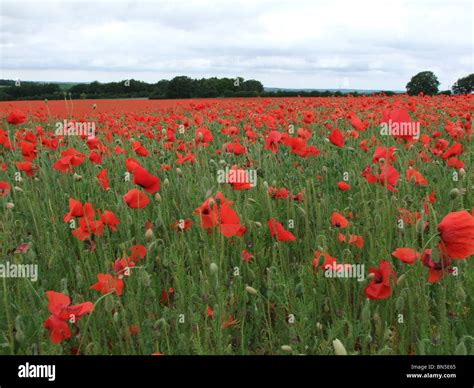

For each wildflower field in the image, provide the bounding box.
[0,95,472,355]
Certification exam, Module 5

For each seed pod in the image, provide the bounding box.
[245,286,258,295]
[210,262,218,274]
[332,338,347,355]
[449,188,460,200]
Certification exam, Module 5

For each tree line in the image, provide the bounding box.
[0,73,472,101]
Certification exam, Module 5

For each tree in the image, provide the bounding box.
[452,74,474,94]
[406,71,440,95]
[166,76,195,99]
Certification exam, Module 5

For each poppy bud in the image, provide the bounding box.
[245,285,258,295]
[281,345,292,352]
[145,228,154,242]
[263,181,269,189]
[253,221,262,228]
[449,188,460,199]
[367,272,375,280]
[15,328,25,343]
[113,311,119,322]
[455,341,467,355]
[6,202,14,209]
[456,285,466,303]
[415,219,426,234]
[210,262,218,274]
[176,168,182,175]
[14,186,23,192]
[361,301,370,323]
[396,295,405,311]
[208,198,216,207]
[104,294,114,313]
[74,173,82,181]
[295,282,304,296]
[92,104,97,110]
[219,159,226,165]
[459,168,466,177]
[75,265,83,284]
[140,271,151,287]
[154,193,162,202]
[332,338,347,355]
[397,273,408,285]
[163,178,170,187]
[316,322,323,330]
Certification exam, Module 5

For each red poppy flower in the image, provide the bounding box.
[133,165,160,193]
[348,234,364,249]
[242,249,254,263]
[100,210,120,231]
[130,244,146,261]
[160,287,175,306]
[392,248,420,264]
[226,166,253,190]
[44,315,71,344]
[406,168,428,185]
[19,141,37,161]
[194,197,219,229]
[264,131,282,153]
[195,127,213,147]
[437,210,474,259]
[364,260,396,300]
[268,187,289,199]
[16,161,38,177]
[218,202,247,237]
[132,141,149,156]
[52,148,86,173]
[337,181,350,191]
[63,198,84,222]
[91,273,124,295]
[331,212,349,229]
[267,218,296,242]
[123,189,150,209]
[125,158,142,173]
[96,169,110,190]
[6,110,27,125]
[422,248,454,283]
[44,291,93,344]
[329,128,344,148]
[176,151,196,164]
[0,181,11,197]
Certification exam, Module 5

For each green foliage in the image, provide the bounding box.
[406,71,440,96]
[452,74,474,95]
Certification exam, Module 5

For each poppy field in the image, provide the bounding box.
[0,95,472,356]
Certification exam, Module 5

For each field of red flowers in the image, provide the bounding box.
[0,95,472,355]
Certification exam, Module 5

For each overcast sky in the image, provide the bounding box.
[0,0,472,90]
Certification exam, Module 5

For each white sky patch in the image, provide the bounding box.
[0,0,472,90]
